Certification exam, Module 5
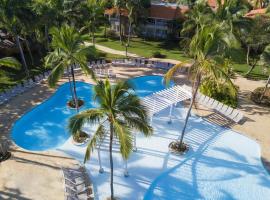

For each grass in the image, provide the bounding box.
[232,63,269,80]
[95,31,190,61]
[95,29,269,80]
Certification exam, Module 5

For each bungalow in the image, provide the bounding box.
[104,3,189,39]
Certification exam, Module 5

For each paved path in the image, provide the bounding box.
[85,42,181,64]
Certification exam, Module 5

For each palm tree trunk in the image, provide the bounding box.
[92,31,95,46]
[67,66,75,102]
[15,34,29,77]
[119,10,122,43]
[104,26,107,37]
[260,75,270,100]
[245,60,257,76]
[25,39,34,65]
[109,123,114,199]
[127,20,132,46]
[246,46,250,65]
[45,24,50,50]
[70,65,79,112]
[179,74,201,147]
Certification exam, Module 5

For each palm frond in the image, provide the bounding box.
[47,62,65,88]
[68,109,105,135]
[0,57,21,69]
[113,120,133,160]
[84,124,106,163]
[164,61,193,85]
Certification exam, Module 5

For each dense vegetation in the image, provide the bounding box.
[0,0,270,94]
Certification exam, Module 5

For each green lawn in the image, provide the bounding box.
[96,36,190,61]
[95,31,268,80]
[232,63,269,80]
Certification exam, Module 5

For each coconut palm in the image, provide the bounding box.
[165,23,238,148]
[82,0,106,46]
[0,0,30,76]
[238,16,270,76]
[68,79,153,199]
[0,57,21,68]
[114,0,125,43]
[259,44,270,99]
[45,24,96,111]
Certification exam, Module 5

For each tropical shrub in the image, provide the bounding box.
[152,51,166,58]
[73,131,89,144]
[250,87,270,106]
[106,30,119,39]
[200,78,238,108]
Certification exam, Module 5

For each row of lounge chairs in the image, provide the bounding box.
[86,60,109,69]
[0,71,51,106]
[94,68,116,79]
[112,58,187,71]
[196,93,244,123]
[182,85,244,123]
[0,141,11,162]
[62,166,94,200]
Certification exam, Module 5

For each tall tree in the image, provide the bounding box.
[45,25,96,111]
[165,23,238,147]
[259,44,270,99]
[0,0,30,76]
[69,79,153,199]
[82,0,106,46]
[238,16,270,76]
[114,0,125,43]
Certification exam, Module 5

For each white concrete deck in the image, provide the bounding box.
[58,106,270,200]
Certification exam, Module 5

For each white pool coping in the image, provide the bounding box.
[57,106,270,200]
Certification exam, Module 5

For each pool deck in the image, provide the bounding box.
[0,65,270,199]
[57,106,270,200]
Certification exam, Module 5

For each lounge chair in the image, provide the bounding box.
[225,107,234,116]
[233,112,244,123]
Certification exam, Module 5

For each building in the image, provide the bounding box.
[104,3,189,39]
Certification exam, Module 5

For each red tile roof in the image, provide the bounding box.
[105,5,189,20]
[149,5,189,20]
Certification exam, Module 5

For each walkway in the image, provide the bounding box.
[85,42,180,64]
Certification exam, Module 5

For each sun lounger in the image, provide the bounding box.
[225,107,233,116]
[220,105,229,115]
[215,102,224,111]
[233,112,244,123]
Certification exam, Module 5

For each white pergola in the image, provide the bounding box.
[142,85,191,123]
[96,85,191,177]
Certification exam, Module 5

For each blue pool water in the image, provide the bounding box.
[12,75,170,151]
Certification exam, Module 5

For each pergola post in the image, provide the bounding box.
[133,133,137,152]
[175,88,180,107]
[98,144,104,173]
[168,104,173,124]
[124,160,129,177]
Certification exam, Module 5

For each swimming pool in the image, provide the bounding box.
[11,75,170,151]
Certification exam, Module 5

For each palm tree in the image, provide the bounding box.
[68,79,153,199]
[126,1,134,46]
[165,23,238,148]
[82,0,106,46]
[0,57,21,68]
[0,0,30,76]
[45,24,96,111]
[259,44,270,99]
[238,16,270,76]
[114,0,125,43]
